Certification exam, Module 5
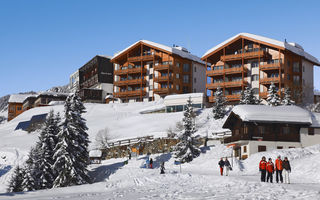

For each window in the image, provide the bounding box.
[149,74,153,79]
[289,147,295,149]
[252,74,259,81]
[293,75,300,85]
[17,107,21,111]
[243,126,248,134]
[183,75,189,83]
[287,74,290,80]
[176,85,180,91]
[251,61,259,68]
[308,128,315,135]
[258,145,266,152]
[149,97,153,101]
[283,126,290,134]
[176,62,180,67]
[287,60,291,67]
[194,66,197,72]
[235,129,240,135]
[183,64,190,72]
[183,86,189,93]
[176,74,180,79]
[293,62,299,72]
[277,146,283,149]
[149,85,153,90]
[243,146,247,153]
[193,88,196,92]
[149,63,153,68]
[194,78,196,83]
[259,126,265,135]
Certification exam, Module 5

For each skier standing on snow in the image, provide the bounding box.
[224,158,231,176]
[160,162,165,174]
[259,156,267,182]
[275,155,283,183]
[149,158,153,169]
[282,157,291,184]
[266,158,275,183]
[218,158,225,176]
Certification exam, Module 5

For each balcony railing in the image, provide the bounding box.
[153,75,174,82]
[207,82,224,89]
[260,77,282,84]
[226,94,241,101]
[114,78,147,86]
[114,89,146,98]
[221,50,267,61]
[260,91,281,98]
[206,69,224,76]
[127,54,159,62]
[154,64,174,71]
[114,67,147,75]
[224,133,300,144]
[225,66,248,74]
[224,80,248,88]
[153,87,172,94]
[260,63,282,71]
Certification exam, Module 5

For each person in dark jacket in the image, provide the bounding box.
[224,158,231,176]
[149,158,153,169]
[160,162,165,174]
[218,158,225,176]
[259,156,267,182]
[282,157,291,184]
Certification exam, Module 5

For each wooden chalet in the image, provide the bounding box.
[8,94,37,121]
[222,105,313,159]
[202,33,320,104]
[79,55,113,103]
[111,40,206,103]
[34,92,69,107]
[22,96,37,111]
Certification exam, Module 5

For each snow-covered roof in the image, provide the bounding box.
[310,112,320,127]
[112,40,205,64]
[38,92,70,97]
[314,91,320,96]
[8,94,37,103]
[89,150,102,158]
[202,33,320,65]
[98,55,112,59]
[48,101,65,106]
[164,93,204,101]
[229,105,312,124]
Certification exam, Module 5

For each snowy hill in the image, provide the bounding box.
[1,144,320,199]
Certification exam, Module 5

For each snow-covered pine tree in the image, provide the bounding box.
[312,102,320,113]
[174,97,201,163]
[212,87,226,119]
[239,86,260,105]
[266,82,281,106]
[37,110,60,189]
[53,93,90,188]
[7,165,24,192]
[281,88,295,105]
[22,146,41,191]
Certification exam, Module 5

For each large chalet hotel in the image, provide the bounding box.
[110,40,206,103]
[202,33,320,104]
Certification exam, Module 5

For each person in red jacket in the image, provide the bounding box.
[259,156,267,182]
[275,155,283,183]
[266,158,275,183]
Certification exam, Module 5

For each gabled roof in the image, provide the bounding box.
[112,40,205,64]
[202,33,320,66]
[223,105,312,128]
[9,94,37,103]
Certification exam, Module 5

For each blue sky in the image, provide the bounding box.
[0,0,320,97]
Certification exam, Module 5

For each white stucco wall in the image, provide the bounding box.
[300,128,320,147]
[192,62,206,93]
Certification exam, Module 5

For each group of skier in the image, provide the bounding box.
[218,157,232,176]
[259,155,291,184]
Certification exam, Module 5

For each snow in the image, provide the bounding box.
[112,40,205,64]
[230,105,312,124]
[1,144,320,199]
[164,93,204,101]
[8,94,37,103]
[310,112,320,127]
[202,33,320,65]
[48,101,65,106]
[89,150,102,158]
[38,92,70,97]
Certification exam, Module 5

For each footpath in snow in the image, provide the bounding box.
[1,144,320,200]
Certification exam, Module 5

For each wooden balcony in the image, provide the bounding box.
[153,75,174,83]
[225,66,248,75]
[224,133,300,144]
[221,50,267,61]
[114,89,146,98]
[226,94,241,101]
[114,67,147,75]
[207,82,224,89]
[260,63,282,71]
[206,69,224,76]
[208,96,215,103]
[260,77,282,85]
[153,87,172,94]
[224,80,248,88]
[154,64,174,71]
[260,91,281,98]
[114,79,147,86]
[127,54,159,62]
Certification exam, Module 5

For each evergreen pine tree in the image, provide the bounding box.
[37,110,60,189]
[212,87,226,119]
[7,165,24,193]
[281,88,295,105]
[174,97,201,163]
[22,147,41,191]
[266,82,281,106]
[239,86,260,105]
[312,102,320,113]
[53,93,90,188]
